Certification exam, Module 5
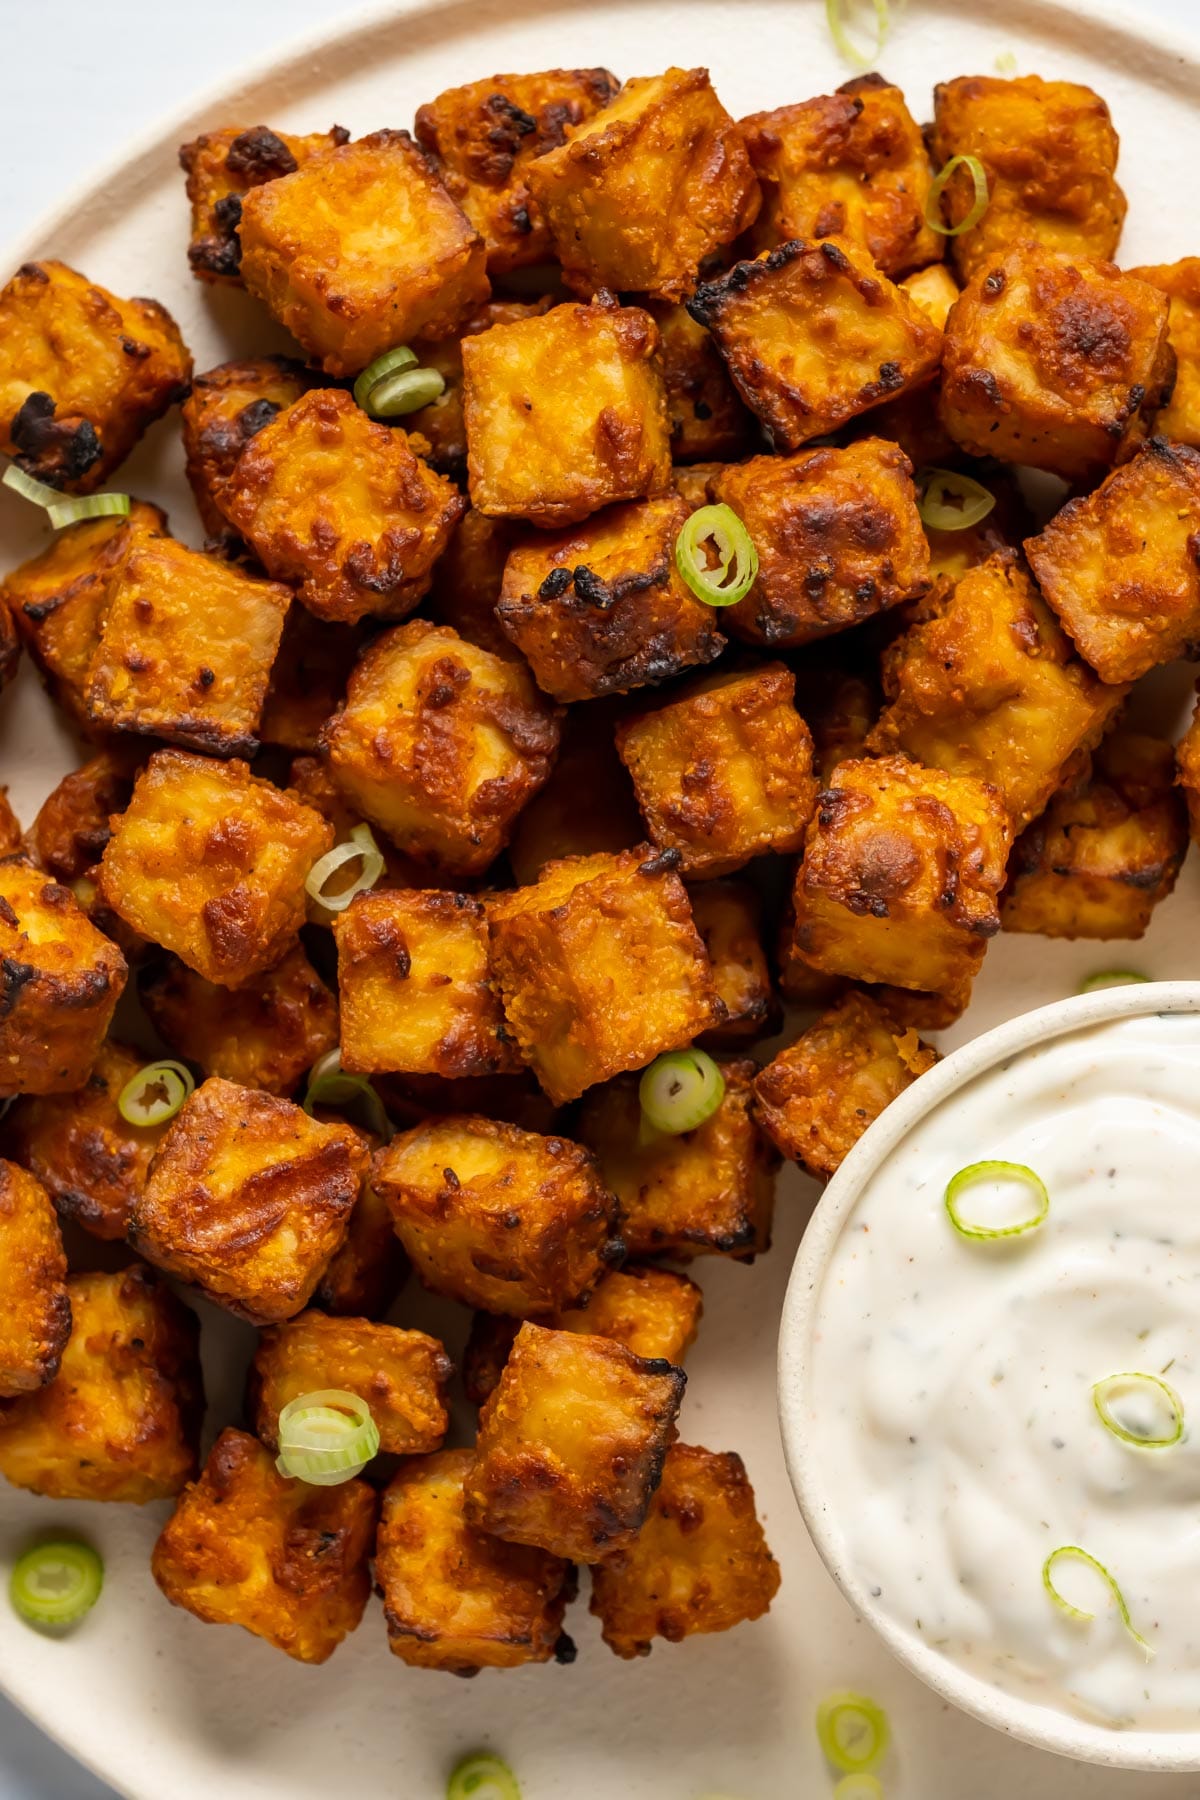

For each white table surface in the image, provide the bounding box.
[0,0,1197,1793]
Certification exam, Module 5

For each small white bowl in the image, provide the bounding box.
[777,979,1200,1772]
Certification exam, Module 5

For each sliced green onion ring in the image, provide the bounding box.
[368,366,447,418]
[816,1692,890,1776]
[446,1755,521,1800]
[639,1049,725,1136]
[1043,1545,1153,1658]
[275,1388,380,1486]
[352,345,417,410]
[3,462,131,529]
[834,1778,885,1800]
[305,822,385,915]
[916,468,995,533]
[944,1160,1049,1241]
[1093,1371,1184,1450]
[3,464,65,507]
[1079,969,1149,994]
[10,1540,104,1630]
[302,1048,391,1141]
[825,0,891,70]
[675,503,758,607]
[925,153,990,237]
[117,1060,194,1127]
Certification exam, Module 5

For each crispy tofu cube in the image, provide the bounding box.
[239,129,490,376]
[496,495,725,702]
[645,302,756,463]
[849,378,957,471]
[406,299,549,482]
[867,550,1127,830]
[152,1427,376,1663]
[615,665,818,877]
[930,75,1126,281]
[335,889,518,1079]
[180,356,316,535]
[371,1114,620,1315]
[427,508,518,659]
[1003,732,1187,939]
[322,620,560,877]
[285,754,430,895]
[465,1320,684,1561]
[222,388,464,625]
[508,701,642,886]
[753,991,937,1177]
[258,605,367,754]
[589,1442,779,1657]
[130,1076,366,1323]
[248,1311,450,1455]
[902,262,962,331]
[0,1161,68,1396]
[939,246,1172,481]
[180,123,350,283]
[376,1447,576,1672]
[462,298,672,527]
[487,847,723,1104]
[742,74,941,276]
[688,237,942,451]
[140,944,338,1095]
[0,1265,201,1501]
[98,749,333,987]
[1025,439,1200,683]
[790,755,1012,994]
[1131,259,1200,448]
[867,978,973,1033]
[29,746,144,883]
[313,1181,409,1319]
[0,260,191,491]
[688,880,778,1044]
[794,666,879,784]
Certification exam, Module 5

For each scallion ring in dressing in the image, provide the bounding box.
[1043,1546,1153,1658]
[944,1160,1049,1241]
[1092,1371,1184,1450]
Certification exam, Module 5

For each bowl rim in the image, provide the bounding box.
[776,978,1200,1772]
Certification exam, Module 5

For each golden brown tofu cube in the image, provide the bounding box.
[615,665,818,878]
[180,123,350,283]
[0,1265,201,1501]
[0,260,191,490]
[0,1161,68,1396]
[28,746,144,883]
[322,620,560,877]
[496,495,725,702]
[285,753,431,895]
[1130,259,1200,449]
[180,356,316,535]
[753,991,937,1178]
[372,1114,620,1315]
[97,749,333,987]
[239,129,489,376]
[589,1441,779,1657]
[140,944,338,1096]
[508,701,642,886]
[867,550,1127,831]
[742,74,941,277]
[688,236,942,451]
[930,75,1126,281]
[336,889,518,1080]
[1003,732,1188,940]
[488,847,723,1104]
[152,1427,376,1663]
[405,299,550,482]
[462,298,672,527]
[427,508,518,659]
[709,438,930,648]
[527,67,759,301]
[646,301,756,463]
[688,880,778,1044]
[376,1447,576,1672]
[248,1311,450,1455]
[313,1181,409,1319]
[258,605,367,754]
[131,1077,366,1324]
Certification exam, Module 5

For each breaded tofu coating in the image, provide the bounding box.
[487,847,724,1104]
[371,1113,621,1316]
[238,128,490,376]
[0,1265,201,1502]
[180,356,317,536]
[427,507,519,659]
[376,1447,576,1673]
[152,1427,377,1664]
[97,749,333,988]
[688,880,779,1045]
[1131,259,1200,447]
[0,260,191,490]
[507,702,642,886]
[180,123,349,283]
[248,1311,451,1456]
[404,298,550,482]
[464,1321,685,1563]
[589,1442,779,1657]
[526,67,760,301]
[130,1077,367,1324]
[27,746,144,883]
[286,753,431,895]
[1003,732,1188,940]
[0,1160,69,1396]
[312,1180,410,1320]
[752,991,938,1178]
[646,302,756,464]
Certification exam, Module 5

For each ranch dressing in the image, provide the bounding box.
[812,1010,1200,1730]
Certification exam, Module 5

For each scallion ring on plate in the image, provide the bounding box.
[117,1060,194,1127]
[834,1778,885,1800]
[824,0,891,70]
[275,1389,380,1486]
[352,345,417,409]
[944,1160,1049,1241]
[446,1754,522,1800]
[1079,969,1149,993]
[675,503,758,607]
[1092,1371,1184,1450]
[925,153,990,236]
[3,462,131,529]
[816,1691,890,1776]
[639,1049,725,1137]
[304,822,385,915]
[302,1048,391,1141]
[10,1540,104,1630]
[1042,1545,1153,1658]
[916,467,995,532]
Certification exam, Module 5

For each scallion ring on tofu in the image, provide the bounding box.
[816,1692,890,1776]
[117,1059,195,1127]
[1079,969,1150,993]
[368,365,447,418]
[10,1540,104,1631]
[824,0,891,70]
[834,1778,885,1800]
[304,822,385,915]
[1042,1545,1153,1657]
[352,344,417,409]
[944,1160,1049,1241]
[925,153,990,236]
[302,1048,391,1141]
[915,467,995,532]
[639,1049,725,1136]
[446,1754,522,1800]
[1093,1371,1184,1450]
[675,504,758,607]
[275,1389,380,1486]
[3,462,131,529]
